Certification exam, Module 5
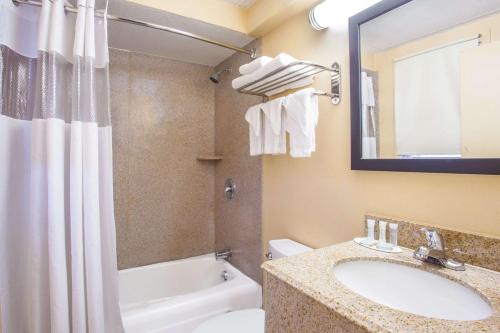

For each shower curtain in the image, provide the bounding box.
[0,0,123,332]
[361,71,377,159]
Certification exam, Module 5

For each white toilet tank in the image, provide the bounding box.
[268,239,312,260]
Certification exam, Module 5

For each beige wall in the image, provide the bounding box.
[259,10,500,257]
[128,0,318,36]
[366,13,500,158]
[246,0,317,36]
[461,40,500,157]
[110,49,216,269]
[128,0,248,33]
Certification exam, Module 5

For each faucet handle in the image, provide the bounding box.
[420,228,445,251]
[415,229,465,271]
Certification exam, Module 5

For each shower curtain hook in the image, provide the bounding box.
[250,48,258,59]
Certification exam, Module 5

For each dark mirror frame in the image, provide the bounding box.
[349,0,500,175]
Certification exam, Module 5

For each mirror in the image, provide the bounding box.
[350,0,500,174]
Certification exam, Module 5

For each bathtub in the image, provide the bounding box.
[119,254,262,333]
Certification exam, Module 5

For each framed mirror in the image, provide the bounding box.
[349,0,500,174]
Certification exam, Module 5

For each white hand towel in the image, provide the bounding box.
[245,103,263,156]
[284,88,319,158]
[239,56,273,75]
[261,97,286,155]
[232,53,312,96]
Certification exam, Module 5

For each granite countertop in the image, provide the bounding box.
[262,241,500,333]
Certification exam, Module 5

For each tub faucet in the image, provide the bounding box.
[215,249,232,261]
[413,228,465,271]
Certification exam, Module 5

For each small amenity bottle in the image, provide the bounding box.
[389,223,398,247]
[361,218,377,246]
[377,220,393,250]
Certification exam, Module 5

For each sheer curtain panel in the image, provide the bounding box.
[0,0,123,331]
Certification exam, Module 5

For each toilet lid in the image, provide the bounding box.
[193,309,265,333]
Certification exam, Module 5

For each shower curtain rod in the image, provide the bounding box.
[12,0,257,58]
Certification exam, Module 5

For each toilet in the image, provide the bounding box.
[193,239,313,333]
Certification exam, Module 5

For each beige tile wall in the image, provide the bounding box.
[110,49,216,269]
[214,42,263,283]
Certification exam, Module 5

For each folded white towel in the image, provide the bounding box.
[232,73,254,90]
[245,103,263,156]
[265,76,314,97]
[232,53,312,96]
[261,97,286,155]
[284,88,319,158]
[239,56,273,75]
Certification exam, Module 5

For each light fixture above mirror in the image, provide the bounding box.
[309,0,383,30]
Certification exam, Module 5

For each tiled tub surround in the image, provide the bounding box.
[110,49,216,269]
[262,242,500,333]
[214,41,263,283]
[365,215,500,272]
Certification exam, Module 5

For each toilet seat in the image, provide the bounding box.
[193,309,265,333]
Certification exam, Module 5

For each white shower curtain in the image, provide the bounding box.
[361,71,377,159]
[394,38,479,156]
[0,0,123,332]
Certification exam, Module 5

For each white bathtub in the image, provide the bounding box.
[119,254,262,333]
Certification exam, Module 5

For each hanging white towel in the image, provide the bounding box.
[261,97,286,155]
[284,88,319,158]
[239,56,273,75]
[244,103,263,156]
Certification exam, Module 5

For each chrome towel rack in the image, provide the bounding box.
[237,62,341,105]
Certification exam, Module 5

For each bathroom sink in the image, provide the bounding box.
[333,260,492,321]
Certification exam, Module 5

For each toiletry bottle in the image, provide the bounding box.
[361,218,377,246]
[377,221,393,250]
[389,223,398,247]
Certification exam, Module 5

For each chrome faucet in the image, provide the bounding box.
[413,228,465,271]
[215,249,232,261]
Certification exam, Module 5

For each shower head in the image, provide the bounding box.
[210,68,232,84]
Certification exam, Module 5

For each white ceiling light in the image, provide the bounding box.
[309,0,383,30]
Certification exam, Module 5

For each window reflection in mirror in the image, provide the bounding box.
[359,0,500,159]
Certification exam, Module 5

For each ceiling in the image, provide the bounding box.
[76,0,255,66]
[361,0,500,53]
[222,0,257,9]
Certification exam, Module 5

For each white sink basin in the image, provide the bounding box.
[333,260,492,321]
